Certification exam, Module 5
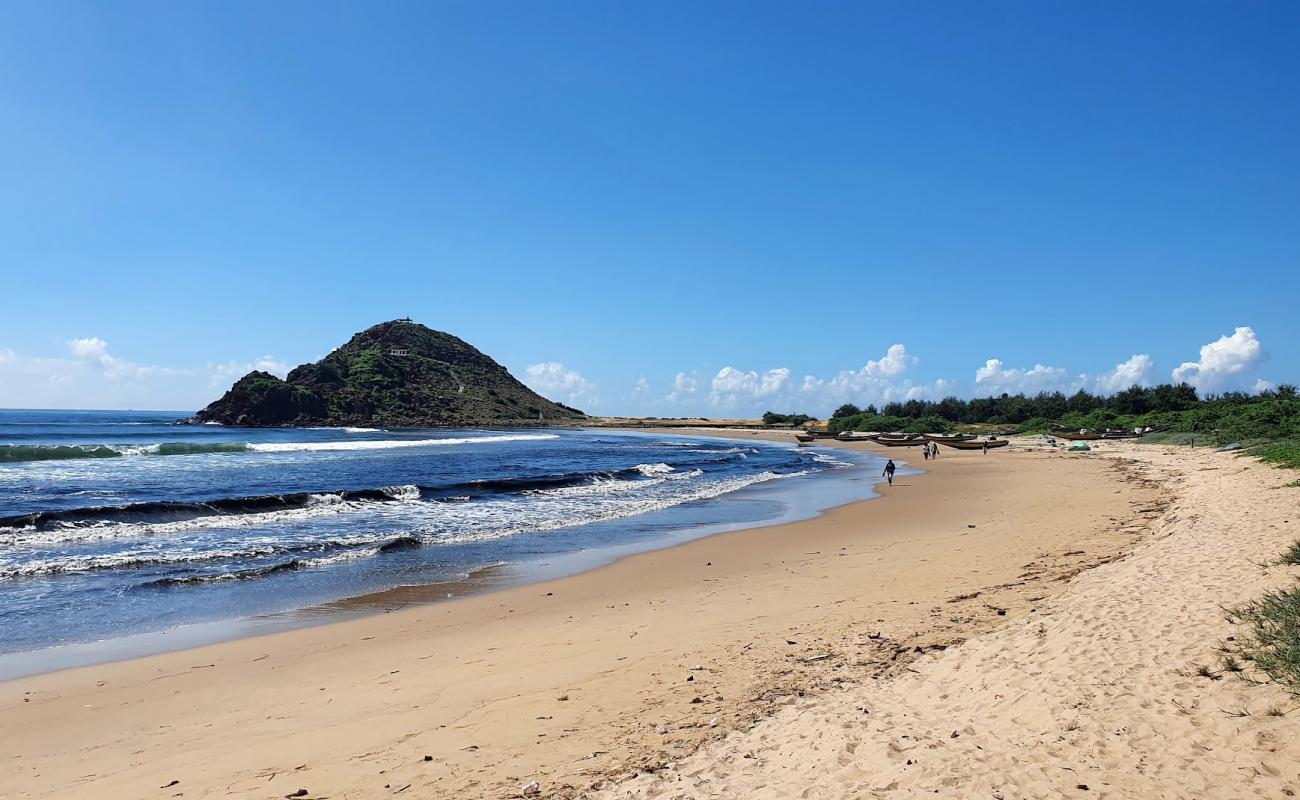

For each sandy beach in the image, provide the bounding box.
[4,432,1295,799]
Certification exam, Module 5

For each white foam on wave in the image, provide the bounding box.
[634,462,675,476]
[810,452,854,467]
[425,468,805,546]
[381,484,422,501]
[249,433,559,453]
[0,465,812,579]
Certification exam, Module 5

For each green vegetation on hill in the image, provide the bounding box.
[761,411,816,427]
[192,320,585,427]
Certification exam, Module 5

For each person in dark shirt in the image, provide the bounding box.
[882,459,896,485]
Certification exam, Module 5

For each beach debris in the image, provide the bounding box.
[422,754,432,761]
[160,780,179,788]
[709,717,719,728]
[655,724,668,735]
[521,780,541,796]
[285,791,308,799]
[686,675,694,682]
[967,524,976,528]
[557,694,569,701]
[785,639,797,645]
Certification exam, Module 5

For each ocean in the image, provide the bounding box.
[0,409,889,676]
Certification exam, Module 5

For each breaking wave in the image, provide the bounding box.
[0,467,812,579]
[0,433,559,463]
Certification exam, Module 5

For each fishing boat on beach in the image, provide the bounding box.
[875,434,928,447]
[941,438,1010,450]
[836,432,880,442]
[795,432,816,444]
[922,433,977,443]
[1053,430,1105,441]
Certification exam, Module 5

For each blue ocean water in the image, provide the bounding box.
[0,409,888,671]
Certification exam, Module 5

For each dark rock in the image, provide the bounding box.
[188,320,585,428]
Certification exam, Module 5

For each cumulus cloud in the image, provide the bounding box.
[1171,326,1264,392]
[969,353,1157,398]
[0,338,291,410]
[65,337,159,383]
[1092,354,1155,394]
[709,366,791,407]
[1254,378,1275,394]
[797,344,934,407]
[523,362,599,409]
[661,344,942,417]
[973,359,1077,396]
[207,355,291,389]
[665,372,699,403]
[633,377,650,394]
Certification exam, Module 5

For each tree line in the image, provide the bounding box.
[764,383,1300,444]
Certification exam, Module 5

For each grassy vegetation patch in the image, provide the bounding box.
[1255,441,1300,470]
[1279,541,1300,567]
[1228,584,1300,697]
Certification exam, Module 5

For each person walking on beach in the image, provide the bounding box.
[922,443,930,460]
[982,441,988,455]
[882,459,896,485]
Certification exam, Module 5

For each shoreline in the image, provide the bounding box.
[1,432,1165,799]
[0,429,887,680]
[610,442,1300,799]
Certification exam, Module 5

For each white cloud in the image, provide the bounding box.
[973,358,1077,396]
[863,344,914,378]
[1092,354,1155,394]
[797,344,935,408]
[1254,378,1274,394]
[633,377,650,394]
[665,372,699,403]
[523,362,599,409]
[68,337,109,359]
[65,337,159,383]
[709,366,791,407]
[207,356,291,389]
[659,344,943,417]
[0,339,291,411]
[1171,326,1264,392]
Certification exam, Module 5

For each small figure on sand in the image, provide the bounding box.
[922,443,930,460]
[882,459,896,485]
[929,442,938,459]
[982,441,988,454]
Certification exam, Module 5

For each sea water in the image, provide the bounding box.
[0,409,890,675]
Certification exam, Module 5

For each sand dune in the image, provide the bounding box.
[605,443,1300,799]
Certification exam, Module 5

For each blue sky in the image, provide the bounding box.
[1,1,1296,415]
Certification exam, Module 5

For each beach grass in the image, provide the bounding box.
[1279,540,1300,567]
[1228,543,1300,696]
